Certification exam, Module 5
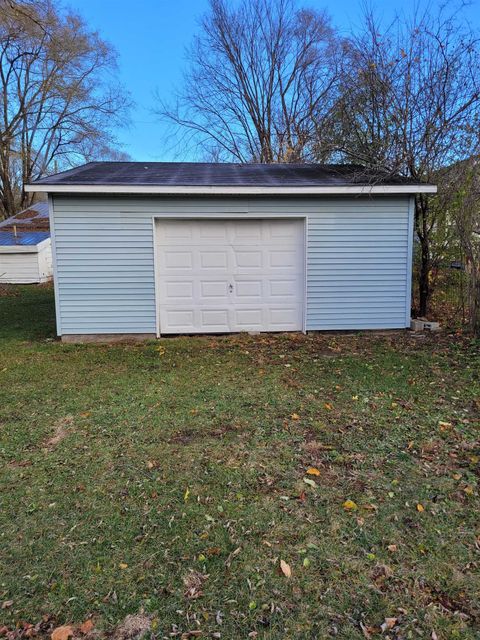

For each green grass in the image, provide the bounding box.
[0,285,479,639]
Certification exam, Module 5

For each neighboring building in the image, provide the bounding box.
[0,201,52,284]
[26,162,436,341]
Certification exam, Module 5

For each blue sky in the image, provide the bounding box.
[74,0,480,162]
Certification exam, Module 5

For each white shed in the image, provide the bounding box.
[26,162,436,341]
[0,202,53,284]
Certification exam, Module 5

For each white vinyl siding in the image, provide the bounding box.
[51,195,412,335]
[0,241,52,284]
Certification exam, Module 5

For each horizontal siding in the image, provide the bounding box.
[52,195,411,334]
[0,252,41,283]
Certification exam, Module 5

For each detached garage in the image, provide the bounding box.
[26,162,436,341]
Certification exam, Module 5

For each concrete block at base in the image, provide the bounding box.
[423,321,440,331]
[61,333,157,344]
[410,319,425,332]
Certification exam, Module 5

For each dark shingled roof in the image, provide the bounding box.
[32,162,425,187]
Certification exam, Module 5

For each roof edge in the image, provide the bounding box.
[25,184,437,195]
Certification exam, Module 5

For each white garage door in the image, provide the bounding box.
[155,219,305,334]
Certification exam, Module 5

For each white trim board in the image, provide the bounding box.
[48,194,62,336]
[25,184,437,195]
[0,238,50,253]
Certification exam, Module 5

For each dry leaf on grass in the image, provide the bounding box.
[79,620,94,634]
[343,499,358,511]
[280,559,292,578]
[306,467,321,476]
[380,617,397,632]
[51,626,74,640]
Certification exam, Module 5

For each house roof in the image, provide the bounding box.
[26,162,436,195]
[0,201,50,247]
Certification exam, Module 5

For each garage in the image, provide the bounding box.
[25,161,437,341]
[155,218,304,333]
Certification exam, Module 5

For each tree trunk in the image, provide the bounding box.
[414,195,431,317]
[471,271,480,337]
[418,236,431,317]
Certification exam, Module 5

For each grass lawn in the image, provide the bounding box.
[0,285,479,639]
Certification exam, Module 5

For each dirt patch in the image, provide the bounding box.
[111,615,152,640]
[42,416,74,450]
[0,284,20,297]
[183,569,208,599]
[168,423,243,444]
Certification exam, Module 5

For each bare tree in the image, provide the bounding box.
[0,0,130,218]
[158,0,340,163]
[332,5,480,316]
[439,157,480,334]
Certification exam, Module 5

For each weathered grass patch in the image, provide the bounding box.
[0,285,479,639]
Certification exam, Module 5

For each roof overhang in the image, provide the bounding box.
[25,184,437,195]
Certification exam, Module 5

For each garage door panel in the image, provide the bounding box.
[269,250,298,268]
[270,221,302,238]
[199,250,228,269]
[234,250,263,269]
[200,280,230,299]
[201,308,229,329]
[156,219,304,333]
[165,281,194,300]
[161,309,195,330]
[235,279,262,299]
[269,277,301,298]
[198,223,229,241]
[269,306,302,328]
[163,251,193,270]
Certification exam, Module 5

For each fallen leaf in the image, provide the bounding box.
[359,622,374,639]
[280,559,292,578]
[343,499,358,511]
[206,546,221,556]
[51,626,74,640]
[324,402,333,411]
[1,601,13,609]
[79,620,94,634]
[380,618,397,632]
[464,484,474,495]
[416,503,425,512]
[119,562,128,569]
[387,544,397,553]
[306,467,321,476]
[184,487,190,502]
[438,421,452,431]
[291,413,300,420]
[303,477,317,488]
